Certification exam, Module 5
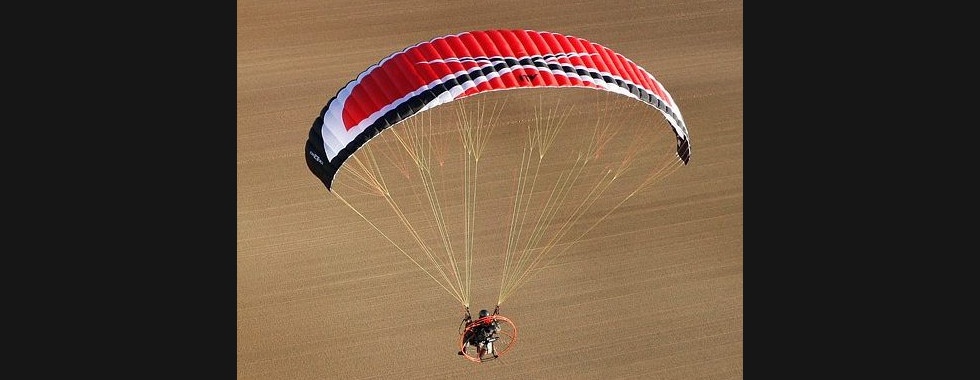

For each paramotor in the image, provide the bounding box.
[305,29,691,362]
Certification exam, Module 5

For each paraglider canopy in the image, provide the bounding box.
[305,29,690,191]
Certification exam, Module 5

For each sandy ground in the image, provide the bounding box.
[237,0,742,378]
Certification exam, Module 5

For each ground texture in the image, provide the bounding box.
[238,1,742,378]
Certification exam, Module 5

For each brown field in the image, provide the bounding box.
[237,0,742,378]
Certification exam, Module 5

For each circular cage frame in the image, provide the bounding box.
[458,315,517,363]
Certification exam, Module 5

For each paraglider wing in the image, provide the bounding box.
[305,29,691,191]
